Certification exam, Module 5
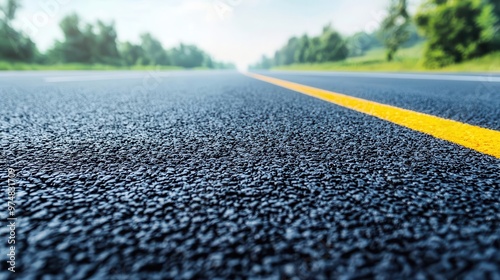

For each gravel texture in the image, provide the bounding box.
[0,71,499,279]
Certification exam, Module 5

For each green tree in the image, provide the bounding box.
[490,0,500,49]
[318,24,348,62]
[0,0,37,62]
[1,0,18,21]
[347,32,377,57]
[140,33,170,65]
[94,21,121,65]
[170,44,205,68]
[48,15,121,65]
[272,50,281,66]
[294,35,311,63]
[281,37,300,65]
[402,23,424,47]
[305,36,321,63]
[260,24,347,66]
[416,0,498,68]
[50,14,94,63]
[119,42,145,66]
[202,54,214,68]
[380,0,411,61]
[0,2,232,68]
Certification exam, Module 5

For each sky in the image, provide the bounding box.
[12,0,423,69]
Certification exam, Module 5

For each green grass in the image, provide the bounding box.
[0,61,185,71]
[439,52,500,72]
[273,43,500,73]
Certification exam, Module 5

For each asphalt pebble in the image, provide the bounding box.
[0,73,499,279]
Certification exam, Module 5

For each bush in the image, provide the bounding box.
[416,0,498,68]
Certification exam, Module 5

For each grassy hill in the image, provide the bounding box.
[273,43,500,72]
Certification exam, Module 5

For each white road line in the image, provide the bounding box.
[42,71,209,83]
[269,71,500,83]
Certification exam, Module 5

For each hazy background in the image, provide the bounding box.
[1,0,499,71]
[10,0,422,69]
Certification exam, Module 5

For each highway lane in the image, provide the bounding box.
[0,71,499,279]
[259,71,500,131]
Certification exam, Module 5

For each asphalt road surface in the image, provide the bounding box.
[0,71,499,279]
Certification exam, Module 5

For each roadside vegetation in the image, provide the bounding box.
[0,62,186,71]
[273,44,500,72]
[252,0,500,72]
[0,0,235,70]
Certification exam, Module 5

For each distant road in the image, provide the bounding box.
[1,70,499,279]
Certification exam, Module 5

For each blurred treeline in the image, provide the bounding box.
[252,0,500,69]
[0,0,235,69]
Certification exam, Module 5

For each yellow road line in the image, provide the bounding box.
[244,72,500,159]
